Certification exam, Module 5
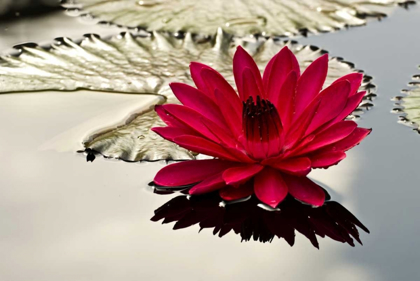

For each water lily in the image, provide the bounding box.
[152,46,370,207]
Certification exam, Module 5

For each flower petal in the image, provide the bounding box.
[306,80,351,134]
[170,82,228,130]
[233,46,263,101]
[154,159,235,186]
[333,91,366,123]
[214,89,242,138]
[337,128,371,151]
[274,70,298,130]
[189,173,226,195]
[199,116,238,147]
[189,62,214,100]
[200,67,242,117]
[254,167,288,208]
[283,134,315,157]
[190,62,242,109]
[321,128,372,152]
[219,181,254,201]
[332,73,363,97]
[282,175,325,206]
[173,135,253,163]
[155,105,188,128]
[297,121,357,155]
[284,99,320,149]
[294,54,328,116]
[222,164,263,185]
[310,151,346,168]
[242,68,262,100]
[161,104,231,144]
[263,46,300,102]
[263,157,311,176]
[152,126,196,142]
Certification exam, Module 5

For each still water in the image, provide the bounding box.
[0,4,420,281]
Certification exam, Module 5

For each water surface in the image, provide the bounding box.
[1,5,420,281]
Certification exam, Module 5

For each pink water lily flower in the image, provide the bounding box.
[152,46,371,207]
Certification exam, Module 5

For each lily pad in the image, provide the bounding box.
[393,67,420,132]
[61,0,414,37]
[0,29,376,161]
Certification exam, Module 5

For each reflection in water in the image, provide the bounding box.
[151,189,369,248]
[0,0,59,18]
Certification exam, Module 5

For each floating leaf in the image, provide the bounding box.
[393,67,420,132]
[0,30,376,161]
[61,0,414,37]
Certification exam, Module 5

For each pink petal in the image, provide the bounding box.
[263,46,300,102]
[154,159,235,186]
[294,54,329,116]
[214,89,242,138]
[152,127,197,142]
[323,128,372,152]
[306,80,351,134]
[282,174,325,206]
[332,91,366,123]
[284,99,320,149]
[283,134,315,157]
[200,67,242,117]
[233,46,263,101]
[173,135,254,163]
[199,116,238,147]
[161,104,232,144]
[262,52,277,89]
[254,167,288,208]
[310,151,346,168]
[219,181,254,201]
[242,68,262,100]
[170,83,229,130]
[222,164,263,185]
[332,73,363,97]
[155,105,188,128]
[189,173,226,195]
[189,62,213,100]
[297,121,357,155]
[222,146,256,164]
[336,127,371,151]
[263,157,311,176]
[275,71,298,130]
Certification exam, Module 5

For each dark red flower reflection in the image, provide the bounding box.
[151,188,369,248]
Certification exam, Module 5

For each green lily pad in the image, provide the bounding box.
[61,0,413,37]
[0,30,376,161]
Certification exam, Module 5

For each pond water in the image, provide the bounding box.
[0,4,420,281]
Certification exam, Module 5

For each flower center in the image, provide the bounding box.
[242,96,283,159]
